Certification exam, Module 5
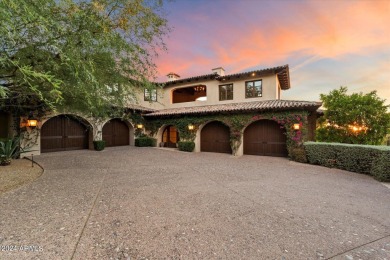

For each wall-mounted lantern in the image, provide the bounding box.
[136,124,144,129]
[293,123,300,130]
[188,124,195,131]
[27,115,38,128]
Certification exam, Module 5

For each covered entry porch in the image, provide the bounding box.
[144,100,321,157]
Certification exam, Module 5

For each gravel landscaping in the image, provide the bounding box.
[0,159,43,195]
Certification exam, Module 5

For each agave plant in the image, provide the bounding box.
[0,136,23,166]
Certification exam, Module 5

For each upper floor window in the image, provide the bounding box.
[144,89,157,102]
[245,80,262,98]
[219,84,233,101]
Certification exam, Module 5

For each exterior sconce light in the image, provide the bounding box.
[27,115,38,128]
[136,124,143,129]
[188,124,195,130]
[293,123,300,130]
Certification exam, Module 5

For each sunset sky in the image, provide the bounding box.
[155,0,390,103]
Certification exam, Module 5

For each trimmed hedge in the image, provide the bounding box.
[371,151,390,182]
[304,142,390,182]
[135,137,157,147]
[93,140,106,151]
[289,147,307,163]
[178,141,195,152]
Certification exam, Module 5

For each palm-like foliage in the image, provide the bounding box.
[0,137,23,166]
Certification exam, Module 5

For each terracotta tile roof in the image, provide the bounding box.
[126,104,155,112]
[162,64,291,90]
[144,100,322,117]
[218,65,290,90]
[162,73,218,86]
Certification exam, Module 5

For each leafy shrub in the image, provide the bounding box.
[289,147,307,163]
[178,141,195,152]
[304,142,390,181]
[316,87,390,145]
[135,137,156,147]
[0,136,24,166]
[93,140,106,151]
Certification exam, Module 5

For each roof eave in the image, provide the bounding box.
[144,101,322,117]
[160,64,291,89]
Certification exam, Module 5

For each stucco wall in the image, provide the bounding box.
[135,74,279,109]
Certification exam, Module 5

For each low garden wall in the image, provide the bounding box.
[304,142,390,182]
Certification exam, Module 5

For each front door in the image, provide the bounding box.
[162,126,179,148]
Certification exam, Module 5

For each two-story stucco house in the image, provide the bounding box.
[9,64,321,157]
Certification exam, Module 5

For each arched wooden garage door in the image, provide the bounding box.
[41,115,89,153]
[102,119,129,147]
[244,120,287,157]
[201,121,232,154]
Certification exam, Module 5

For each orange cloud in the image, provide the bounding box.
[156,0,390,82]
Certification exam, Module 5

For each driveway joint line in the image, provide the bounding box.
[325,233,390,259]
[69,169,108,260]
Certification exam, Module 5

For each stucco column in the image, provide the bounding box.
[235,133,244,156]
[21,129,41,157]
[93,123,103,141]
[194,128,201,152]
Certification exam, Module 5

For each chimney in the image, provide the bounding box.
[212,67,225,76]
[167,72,180,82]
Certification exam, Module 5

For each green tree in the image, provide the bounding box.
[317,87,390,145]
[0,0,169,117]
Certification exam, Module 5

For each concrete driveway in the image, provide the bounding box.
[0,146,389,260]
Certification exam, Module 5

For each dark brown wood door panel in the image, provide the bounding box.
[201,121,232,154]
[0,111,10,138]
[41,116,89,153]
[244,120,287,157]
[162,125,179,148]
[102,119,129,147]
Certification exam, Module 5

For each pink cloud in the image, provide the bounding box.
[155,0,390,84]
